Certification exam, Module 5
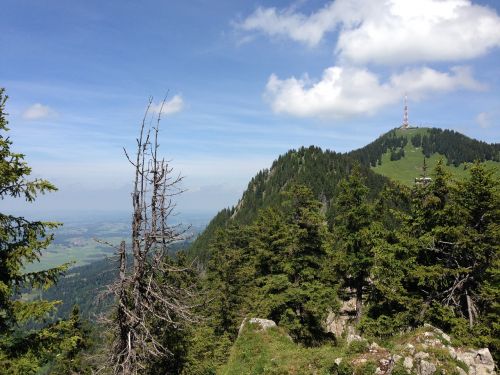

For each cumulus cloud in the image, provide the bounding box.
[151,95,184,115]
[239,0,500,65]
[265,65,483,118]
[22,103,57,121]
[238,3,339,46]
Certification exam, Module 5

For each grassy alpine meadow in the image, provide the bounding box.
[372,128,500,185]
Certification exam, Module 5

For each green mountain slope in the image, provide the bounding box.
[189,127,500,264]
[350,127,500,185]
[189,146,387,263]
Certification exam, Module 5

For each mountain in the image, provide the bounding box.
[349,127,500,185]
[188,127,500,264]
[189,146,388,263]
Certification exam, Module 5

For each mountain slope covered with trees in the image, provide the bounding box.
[3,84,498,374]
[188,127,500,264]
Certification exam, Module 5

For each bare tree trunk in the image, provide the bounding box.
[107,97,198,375]
[466,290,474,329]
[355,282,363,324]
[114,241,133,374]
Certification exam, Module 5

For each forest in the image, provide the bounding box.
[1,87,499,374]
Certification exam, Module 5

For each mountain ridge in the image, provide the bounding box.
[188,127,500,263]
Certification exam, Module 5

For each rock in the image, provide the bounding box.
[415,352,430,360]
[425,339,442,347]
[456,367,467,375]
[380,359,390,366]
[248,318,276,330]
[446,345,457,359]
[335,358,342,365]
[422,324,452,344]
[441,332,451,343]
[424,323,443,335]
[476,348,495,366]
[325,297,357,338]
[370,342,381,352]
[238,318,277,336]
[347,333,363,343]
[456,348,495,375]
[417,359,437,375]
[406,343,416,355]
[326,311,350,338]
[393,354,402,363]
[404,357,414,370]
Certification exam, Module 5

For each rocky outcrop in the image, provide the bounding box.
[456,348,496,375]
[238,318,496,375]
[336,324,496,375]
[325,296,356,338]
[238,317,277,336]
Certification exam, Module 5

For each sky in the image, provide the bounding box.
[1,0,500,219]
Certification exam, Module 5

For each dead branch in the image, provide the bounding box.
[105,96,199,375]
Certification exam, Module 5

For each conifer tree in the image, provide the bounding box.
[251,185,336,344]
[0,88,78,373]
[206,224,254,337]
[332,164,374,323]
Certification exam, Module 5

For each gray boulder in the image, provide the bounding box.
[238,318,277,336]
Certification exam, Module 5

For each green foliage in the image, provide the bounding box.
[350,127,500,170]
[370,128,500,186]
[44,305,92,374]
[0,88,87,373]
[367,159,500,358]
[220,323,343,375]
[332,165,376,321]
[355,361,378,375]
[191,155,498,370]
[188,146,387,265]
[205,185,338,347]
[346,340,369,355]
[252,185,338,344]
[183,325,233,375]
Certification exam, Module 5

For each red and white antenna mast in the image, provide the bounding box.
[402,94,409,129]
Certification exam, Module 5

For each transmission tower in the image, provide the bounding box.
[401,94,409,129]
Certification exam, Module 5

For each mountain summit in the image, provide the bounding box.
[189,127,500,263]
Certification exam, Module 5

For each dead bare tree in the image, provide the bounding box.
[107,97,198,375]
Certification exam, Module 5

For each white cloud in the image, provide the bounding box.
[475,112,493,128]
[238,3,339,47]
[265,65,483,118]
[239,0,500,65]
[22,103,57,121]
[151,95,184,115]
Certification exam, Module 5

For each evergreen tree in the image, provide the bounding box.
[47,305,92,374]
[206,224,255,337]
[0,88,77,373]
[369,160,499,354]
[251,185,337,344]
[332,164,374,323]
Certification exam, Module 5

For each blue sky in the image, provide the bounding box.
[2,0,500,218]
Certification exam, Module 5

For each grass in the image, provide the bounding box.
[220,323,474,375]
[372,129,500,186]
[220,324,343,375]
[23,236,125,273]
